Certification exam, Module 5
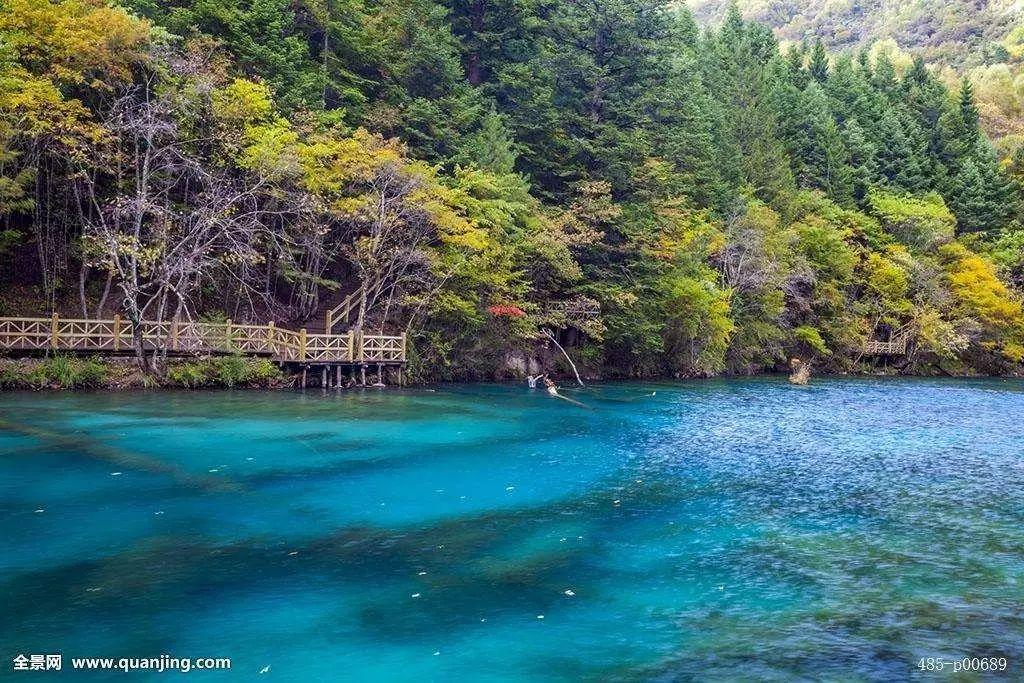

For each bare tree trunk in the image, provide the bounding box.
[466,0,485,85]
[95,272,113,318]
[129,312,147,371]
[542,328,584,386]
[355,281,368,332]
[78,262,89,318]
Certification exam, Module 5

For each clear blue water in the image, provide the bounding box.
[1,378,1023,681]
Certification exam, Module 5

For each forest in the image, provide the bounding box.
[1,0,1023,380]
[691,0,1024,166]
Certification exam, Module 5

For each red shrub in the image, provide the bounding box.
[487,304,526,318]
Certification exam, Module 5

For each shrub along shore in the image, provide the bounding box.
[0,352,1016,391]
[0,356,285,390]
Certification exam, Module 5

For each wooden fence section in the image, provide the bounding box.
[0,315,405,364]
[324,276,382,335]
[863,332,909,356]
[545,299,600,320]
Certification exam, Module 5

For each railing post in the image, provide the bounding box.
[357,329,364,362]
[325,310,333,336]
[171,318,179,351]
[225,318,232,351]
[113,314,122,351]
[50,313,59,350]
[299,328,307,361]
[400,332,407,362]
[347,329,354,361]
[267,321,275,353]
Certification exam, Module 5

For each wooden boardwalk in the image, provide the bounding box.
[0,315,405,365]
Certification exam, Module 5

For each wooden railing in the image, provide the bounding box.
[325,276,382,335]
[544,298,601,325]
[0,315,405,364]
[864,332,909,356]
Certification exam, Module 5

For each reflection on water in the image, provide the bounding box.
[1,378,1023,680]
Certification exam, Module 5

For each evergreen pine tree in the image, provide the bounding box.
[785,43,808,89]
[950,158,996,233]
[654,38,731,211]
[791,83,852,203]
[448,0,549,87]
[871,52,897,96]
[721,2,745,44]
[452,107,518,174]
[808,39,829,83]
[843,119,878,201]
[856,48,870,71]
[673,2,700,49]
[935,106,969,181]
[705,7,793,207]
[873,107,929,193]
[958,78,981,145]
[543,0,676,194]
[901,57,956,181]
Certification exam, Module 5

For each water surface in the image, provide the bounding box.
[1,378,1023,680]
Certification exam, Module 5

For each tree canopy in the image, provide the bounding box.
[1,0,1022,377]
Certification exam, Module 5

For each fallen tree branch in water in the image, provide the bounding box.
[541,328,584,387]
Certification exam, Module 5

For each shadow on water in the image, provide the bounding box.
[0,417,240,493]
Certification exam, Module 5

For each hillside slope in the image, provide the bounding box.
[687,0,1022,67]
[687,1,1024,143]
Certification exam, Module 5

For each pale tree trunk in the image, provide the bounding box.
[78,262,89,318]
[128,309,147,371]
[95,272,112,318]
[542,328,584,386]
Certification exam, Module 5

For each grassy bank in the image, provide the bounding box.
[0,356,285,390]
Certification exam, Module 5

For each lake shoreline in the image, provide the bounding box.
[1,354,1020,391]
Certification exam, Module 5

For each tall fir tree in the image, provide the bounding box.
[790,84,853,204]
[843,119,879,201]
[808,39,829,83]
[958,78,981,146]
[542,0,675,194]
[949,144,1015,233]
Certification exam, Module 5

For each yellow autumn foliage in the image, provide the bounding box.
[940,242,1024,360]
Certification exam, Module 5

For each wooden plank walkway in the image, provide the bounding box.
[0,315,405,365]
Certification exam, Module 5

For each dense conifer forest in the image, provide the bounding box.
[1,0,1023,379]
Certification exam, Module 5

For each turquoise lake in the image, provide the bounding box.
[1,378,1023,680]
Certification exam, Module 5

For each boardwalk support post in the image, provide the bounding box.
[50,313,59,350]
